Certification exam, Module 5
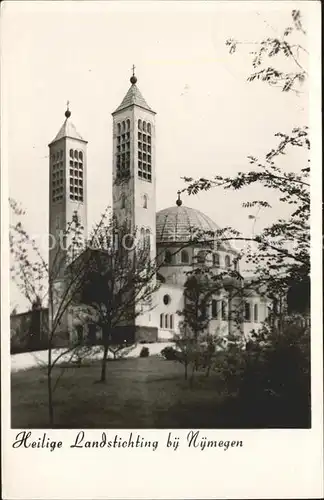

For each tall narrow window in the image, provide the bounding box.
[244,302,251,322]
[170,314,173,330]
[221,300,227,320]
[165,314,169,329]
[160,313,163,328]
[212,299,219,318]
[164,250,172,264]
[121,193,126,209]
[254,304,258,322]
[143,194,148,209]
[181,250,189,264]
[225,255,231,268]
[213,253,220,267]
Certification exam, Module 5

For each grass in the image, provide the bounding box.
[11,356,233,429]
[11,354,310,429]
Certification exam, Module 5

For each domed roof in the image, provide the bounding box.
[156,205,232,247]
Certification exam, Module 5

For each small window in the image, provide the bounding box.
[165,314,169,329]
[143,194,148,209]
[74,150,78,159]
[225,255,231,268]
[79,151,83,161]
[244,302,251,322]
[138,119,142,130]
[213,253,220,267]
[121,193,126,209]
[254,304,258,322]
[147,123,151,135]
[143,121,147,132]
[164,250,172,264]
[126,119,130,131]
[212,299,219,318]
[122,121,126,133]
[163,294,171,305]
[181,250,189,264]
[170,314,173,330]
[160,313,164,328]
[197,250,206,264]
[117,123,121,135]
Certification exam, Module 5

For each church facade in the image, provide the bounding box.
[47,71,269,347]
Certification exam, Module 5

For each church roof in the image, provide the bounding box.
[113,83,155,115]
[156,205,236,252]
[49,116,87,145]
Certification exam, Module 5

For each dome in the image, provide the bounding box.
[156,205,228,246]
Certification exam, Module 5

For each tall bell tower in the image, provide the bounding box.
[48,104,88,279]
[111,69,157,342]
[112,68,156,262]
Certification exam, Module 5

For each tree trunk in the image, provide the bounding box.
[190,365,195,388]
[99,344,109,382]
[47,365,54,427]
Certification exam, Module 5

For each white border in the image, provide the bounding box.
[1,2,323,499]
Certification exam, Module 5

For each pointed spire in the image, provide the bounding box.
[49,102,87,145]
[112,69,155,115]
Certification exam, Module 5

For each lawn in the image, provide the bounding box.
[11,355,234,429]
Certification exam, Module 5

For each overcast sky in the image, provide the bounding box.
[2,1,310,310]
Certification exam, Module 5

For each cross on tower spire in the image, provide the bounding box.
[65,100,71,118]
[130,64,137,85]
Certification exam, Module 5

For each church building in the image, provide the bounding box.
[47,70,269,346]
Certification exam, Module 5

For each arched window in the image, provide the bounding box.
[254,304,258,322]
[181,250,189,264]
[79,151,83,161]
[74,150,78,159]
[117,123,121,135]
[122,121,126,132]
[147,123,151,134]
[143,121,147,132]
[165,314,169,329]
[160,313,164,328]
[244,302,251,322]
[234,259,239,272]
[143,194,148,209]
[170,314,173,330]
[138,119,142,130]
[213,253,220,267]
[126,119,130,131]
[225,255,231,268]
[197,250,206,264]
[164,250,172,264]
[221,300,227,320]
[121,193,126,209]
[70,149,74,158]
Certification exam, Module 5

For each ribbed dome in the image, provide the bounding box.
[156,205,221,244]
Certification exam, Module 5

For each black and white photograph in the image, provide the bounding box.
[1,1,322,498]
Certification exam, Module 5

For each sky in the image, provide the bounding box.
[1,1,310,311]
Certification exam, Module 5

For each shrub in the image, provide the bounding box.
[160,346,178,360]
[139,346,149,358]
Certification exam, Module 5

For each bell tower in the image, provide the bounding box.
[112,68,156,263]
[111,69,158,342]
[48,104,88,278]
